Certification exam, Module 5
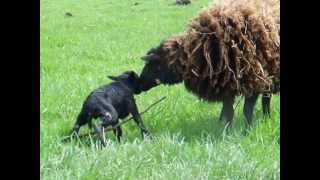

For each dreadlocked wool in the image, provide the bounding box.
[162,0,280,101]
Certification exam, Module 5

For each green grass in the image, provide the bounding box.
[40,0,280,179]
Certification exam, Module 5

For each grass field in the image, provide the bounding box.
[40,0,280,179]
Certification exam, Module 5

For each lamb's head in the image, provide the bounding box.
[108,71,141,94]
[139,43,182,92]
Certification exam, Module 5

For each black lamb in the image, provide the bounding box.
[69,71,151,145]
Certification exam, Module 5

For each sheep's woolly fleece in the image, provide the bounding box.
[161,0,280,101]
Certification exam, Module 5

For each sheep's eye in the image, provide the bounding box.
[155,79,161,84]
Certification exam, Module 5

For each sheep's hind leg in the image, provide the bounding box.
[221,95,235,132]
[243,94,259,129]
[219,104,226,122]
[262,93,271,118]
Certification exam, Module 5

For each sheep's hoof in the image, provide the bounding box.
[242,124,253,136]
[242,129,249,136]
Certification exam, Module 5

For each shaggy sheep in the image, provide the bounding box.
[139,0,280,128]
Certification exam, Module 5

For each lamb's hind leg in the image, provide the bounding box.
[99,109,119,144]
[112,126,122,142]
[90,103,119,146]
[92,122,106,146]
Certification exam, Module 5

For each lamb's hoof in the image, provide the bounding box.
[99,138,112,148]
[142,130,153,140]
[222,122,233,135]
[69,130,78,138]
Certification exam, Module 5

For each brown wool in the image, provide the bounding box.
[161,0,279,101]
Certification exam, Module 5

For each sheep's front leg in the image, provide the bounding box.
[127,99,151,139]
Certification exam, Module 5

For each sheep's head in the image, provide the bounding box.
[108,71,141,94]
[139,45,182,92]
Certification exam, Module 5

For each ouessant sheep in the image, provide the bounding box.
[139,0,280,129]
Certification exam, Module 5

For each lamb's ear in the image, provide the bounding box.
[128,71,139,82]
[107,75,119,81]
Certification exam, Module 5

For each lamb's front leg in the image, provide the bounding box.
[132,111,151,138]
[112,126,122,142]
[127,99,151,139]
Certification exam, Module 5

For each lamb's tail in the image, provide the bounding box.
[69,109,90,135]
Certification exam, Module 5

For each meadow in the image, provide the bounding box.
[40,0,280,179]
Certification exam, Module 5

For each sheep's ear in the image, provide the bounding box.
[108,75,119,81]
[141,53,160,62]
[141,46,162,62]
[141,54,154,61]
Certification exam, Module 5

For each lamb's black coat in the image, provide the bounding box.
[70,71,150,144]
